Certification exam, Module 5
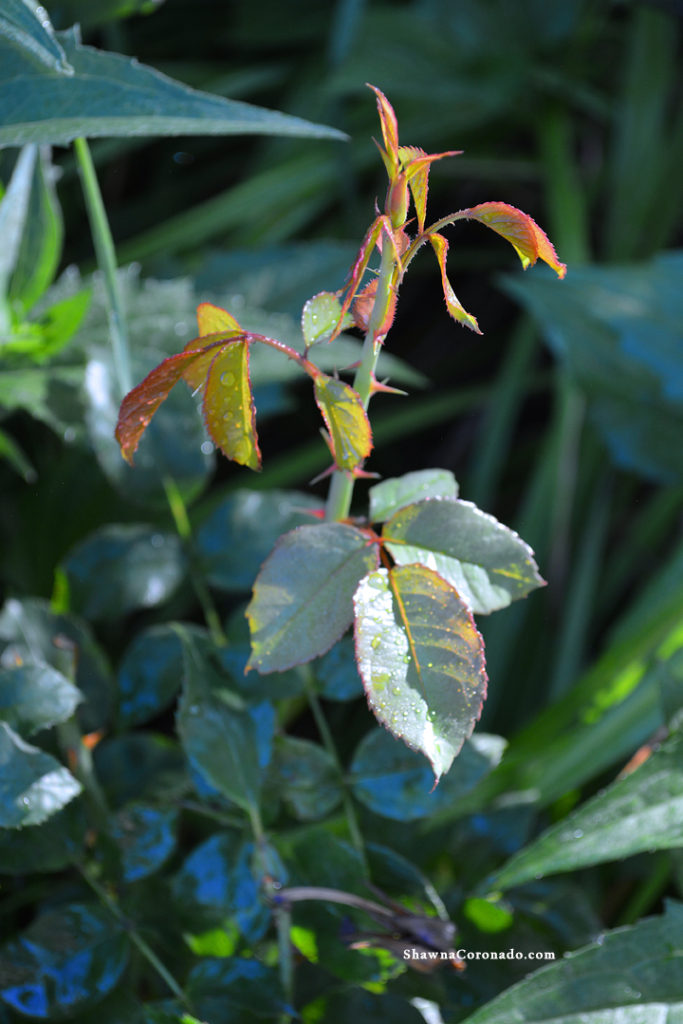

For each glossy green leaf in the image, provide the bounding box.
[116,625,183,729]
[313,373,372,470]
[194,489,321,592]
[489,729,683,891]
[186,958,286,1024]
[354,564,487,781]
[0,597,114,733]
[269,735,342,820]
[0,721,81,828]
[0,25,347,148]
[458,901,683,1024]
[63,524,185,620]
[247,522,379,673]
[301,291,353,346]
[110,804,178,883]
[368,468,458,522]
[0,903,129,1019]
[4,289,90,362]
[384,498,545,614]
[0,661,82,735]
[176,626,269,814]
[350,729,504,820]
[313,634,364,701]
[202,338,260,469]
[172,831,282,940]
[0,0,73,74]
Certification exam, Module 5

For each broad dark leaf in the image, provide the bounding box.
[116,625,184,729]
[0,721,81,828]
[247,522,379,672]
[0,903,129,1019]
[383,498,545,614]
[0,662,82,735]
[63,524,185,620]
[458,902,683,1024]
[313,634,364,701]
[269,735,342,820]
[354,564,487,781]
[0,22,347,147]
[110,804,178,883]
[93,733,186,809]
[0,798,85,873]
[186,958,287,1024]
[489,728,683,891]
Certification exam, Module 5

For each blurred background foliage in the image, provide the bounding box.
[1,0,682,1020]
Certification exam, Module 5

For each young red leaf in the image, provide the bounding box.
[313,374,372,471]
[368,84,399,176]
[203,339,261,470]
[465,202,567,278]
[182,303,245,393]
[429,233,481,334]
[399,145,462,234]
[115,348,208,465]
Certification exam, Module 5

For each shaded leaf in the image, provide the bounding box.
[0,903,129,1019]
[0,797,85,873]
[186,958,287,1024]
[247,523,379,673]
[269,735,342,820]
[313,634,364,701]
[313,373,373,471]
[369,468,458,522]
[195,489,321,592]
[0,26,347,148]
[384,498,545,614]
[8,146,63,315]
[93,733,186,809]
[176,626,271,814]
[172,832,283,940]
[0,145,36,299]
[302,291,353,346]
[116,624,183,729]
[350,729,504,820]
[465,202,567,278]
[429,232,481,333]
[0,662,82,735]
[458,902,683,1024]
[308,990,425,1023]
[489,729,683,891]
[63,524,185,620]
[110,804,178,883]
[0,721,81,828]
[354,564,487,781]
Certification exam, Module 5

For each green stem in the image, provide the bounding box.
[73,136,132,397]
[325,239,397,522]
[163,476,227,647]
[305,674,368,873]
[79,865,193,1011]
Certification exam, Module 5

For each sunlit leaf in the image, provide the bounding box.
[383,498,545,614]
[203,338,260,469]
[369,468,458,522]
[302,291,353,346]
[247,523,379,673]
[400,145,462,234]
[313,373,372,470]
[0,662,82,736]
[465,202,567,278]
[354,564,487,782]
[368,83,399,175]
[0,721,81,828]
[489,729,683,891]
[429,233,481,333]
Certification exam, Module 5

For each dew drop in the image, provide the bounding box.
[221,371,236,386]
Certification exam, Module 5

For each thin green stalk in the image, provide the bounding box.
[275,904,294,1023]
[79,865,193,1011]
[305,674,368,873]
[325,240,397,522]
[73,137,132,397]
[163,476,227,646]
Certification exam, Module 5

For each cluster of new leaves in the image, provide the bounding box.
[115,85,563,780]
[115,299,372,474]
